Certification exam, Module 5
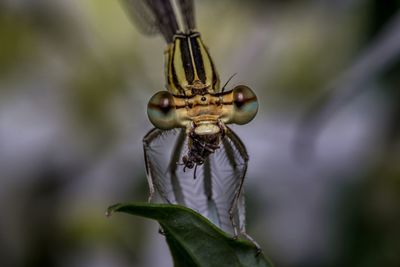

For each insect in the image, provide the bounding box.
[120,0,258,240]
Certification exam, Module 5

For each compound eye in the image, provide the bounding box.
[231,85,258,125]
[147,91,178,129]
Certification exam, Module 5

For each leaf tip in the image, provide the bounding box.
[105,210,112,218]
[106,203,121,218]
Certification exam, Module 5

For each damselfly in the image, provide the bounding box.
[120,0,258,239]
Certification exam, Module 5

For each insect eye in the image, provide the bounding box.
[231,85,258,125]
[147,91,178,129]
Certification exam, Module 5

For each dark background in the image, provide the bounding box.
[0,0,399,266]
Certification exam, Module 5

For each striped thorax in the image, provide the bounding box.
[165,32,219,96]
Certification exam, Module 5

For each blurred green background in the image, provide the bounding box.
[0,0,399,267]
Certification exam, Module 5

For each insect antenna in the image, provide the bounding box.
[221,73,237,92]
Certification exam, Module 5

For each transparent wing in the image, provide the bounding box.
[119,0,178,43]
[177,0,196,31]
[143,127,248,234]
[143,128,185,203]
[119,0,159,36]
[205,128,248,234]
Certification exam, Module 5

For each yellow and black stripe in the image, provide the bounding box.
[165,32,220,96]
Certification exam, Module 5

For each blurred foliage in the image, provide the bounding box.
[0,8,38,78]
[335,159,400,267]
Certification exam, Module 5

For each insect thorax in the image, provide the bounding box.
[165,32,220,96]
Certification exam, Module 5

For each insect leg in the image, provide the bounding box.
[225,127,249,236]
[143,128,165,203]
[225,127,261,253]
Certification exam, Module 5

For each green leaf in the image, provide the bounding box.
[107,202,273,267]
